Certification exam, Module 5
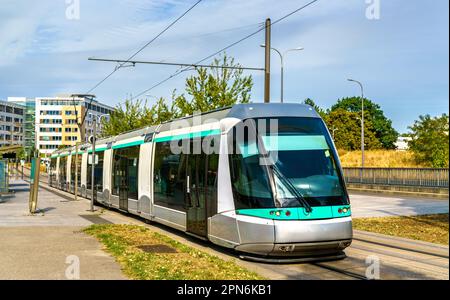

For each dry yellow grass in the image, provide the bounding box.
[353,214,449,245]
[338,150,424,168]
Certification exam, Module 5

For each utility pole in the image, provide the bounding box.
[74,142,79,201]
[90,118,96,212]
[264,18,271,103]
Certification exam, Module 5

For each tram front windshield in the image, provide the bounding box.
[229,117,349,209]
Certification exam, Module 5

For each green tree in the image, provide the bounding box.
[101,54,253,136]
[324,108,382,150]
[408,114,449,168]
[100,99,153,137]
[147,97,175,124]
[331,97,398,149]
[172,54,252,117]
[17,148,26,160]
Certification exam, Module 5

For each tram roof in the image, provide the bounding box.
[227,103,320,120]
[50,103,320,156]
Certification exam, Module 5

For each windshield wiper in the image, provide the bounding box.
[271,163,313,213]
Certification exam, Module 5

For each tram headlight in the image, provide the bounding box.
[338,207,350,214]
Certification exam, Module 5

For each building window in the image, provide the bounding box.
[65,136,78,141]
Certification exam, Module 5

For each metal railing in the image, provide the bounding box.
[343,168,449,188]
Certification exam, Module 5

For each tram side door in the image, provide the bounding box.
[186,152,207,237]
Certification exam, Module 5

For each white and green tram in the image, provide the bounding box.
[49,103,352,262]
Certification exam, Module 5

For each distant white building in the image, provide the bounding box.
[35,94,113,157]
[395,136,412,151]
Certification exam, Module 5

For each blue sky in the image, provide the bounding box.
[0,0,448,133]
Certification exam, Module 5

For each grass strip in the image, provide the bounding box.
[353,214,449,245]
[84,224,265,280]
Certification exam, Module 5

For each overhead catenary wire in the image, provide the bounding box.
[85,0,204,95]
[78,0,204,127]
[131,0,320,100]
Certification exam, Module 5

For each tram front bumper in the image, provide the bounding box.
[235,217,353,257]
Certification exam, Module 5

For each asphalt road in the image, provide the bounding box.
[1,178,448,280]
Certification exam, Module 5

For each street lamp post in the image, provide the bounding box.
[260,44,304,103]
[331,126,338,140]
[347,78,365,169]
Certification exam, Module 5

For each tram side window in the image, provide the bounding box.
[59,157,67,182]
[112,146,139,200]
[70,156,76,186]
[86,151,104,191]
[206,152,219,216]
[70,154,82,187]
[229,132,274,209]
[195,136,219,216]
[50,158,57,185]
[50,158,56,173]
[153,141,186,211]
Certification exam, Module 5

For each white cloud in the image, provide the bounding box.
[0,0,448,133]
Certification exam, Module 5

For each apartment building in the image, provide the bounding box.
[7,97,35,154]
[0,100,25,148]
[36,94,113,157]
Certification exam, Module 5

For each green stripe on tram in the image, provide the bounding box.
[112,140,144,149]
[236,205,351,220]
[88,147,108,153]
[154,129,221,143]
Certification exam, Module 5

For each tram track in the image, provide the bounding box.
[14,170,448,280]
[352,237,449,259]
[310,262,369,280]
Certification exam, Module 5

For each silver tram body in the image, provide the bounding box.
[49,104,352,261]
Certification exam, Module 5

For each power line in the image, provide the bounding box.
[85,0,203,95]
[88,58,264,71]
[79,0,204,131]
[131,0,319,100]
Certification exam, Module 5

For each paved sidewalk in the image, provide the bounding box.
[350,193,449,218]
[0,227,126,280]
[0,180,133,279]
